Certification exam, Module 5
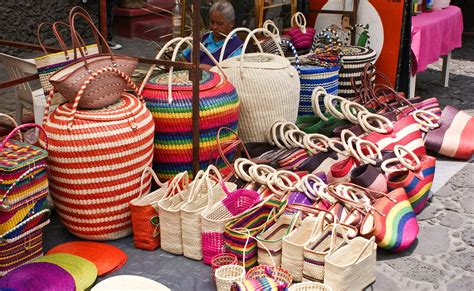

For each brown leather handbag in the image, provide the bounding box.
[49,7,137,109]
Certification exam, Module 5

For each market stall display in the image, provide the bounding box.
[1,4,474,291]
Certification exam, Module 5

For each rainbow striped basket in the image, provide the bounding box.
[0,122,49,235]
[142,70,240,180]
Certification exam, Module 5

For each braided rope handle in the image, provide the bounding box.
[0,164,48,209]
[0,123,48,151]
[311,28,342,53]
[0,113,22,142]
[281,39,300,73]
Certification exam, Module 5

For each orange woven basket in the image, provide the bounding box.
[40,67,155,240]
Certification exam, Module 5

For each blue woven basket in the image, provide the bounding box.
[298,65,340,116]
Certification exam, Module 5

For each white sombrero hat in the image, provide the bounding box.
[91,275,170,291]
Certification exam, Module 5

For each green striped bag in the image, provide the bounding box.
[223,197,287,270]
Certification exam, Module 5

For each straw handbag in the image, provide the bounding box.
[213,27,300,143]
[256,212,301,267]
[324,236,377,291]
[140,37,239,180]
[224,197,287,270]
[40,68,154,240]
[35,20,99,104]
[283,12,316,50]
[282,212,329,282]
[49,7,137,109]
[129,167,168,251]
[200,183,260,265]
[302,223,354,282]
[181,166,237,260]
[0,209,50,276]
[158,171,193,255]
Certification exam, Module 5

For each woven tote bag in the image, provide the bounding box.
[49,7,137,109]
[256,212,301,267]
[281,212,327,282]
[129,167,168,251]
[224,197,287,270]
[0,209,50,276]
[157,171,193,255]
[260,20,291,56]
[140,37,239,180]
[283,12,316,50]
[181,166,237,260]
[200,183,260,265]
[40,67,154,241]
[213,28,300,143]
[324,237,376,291]
[35,20,99,105]
[0,121,49,235]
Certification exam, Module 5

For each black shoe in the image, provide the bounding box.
[108,41,122,50]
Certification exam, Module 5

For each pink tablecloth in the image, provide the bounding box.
[411,5,463,74]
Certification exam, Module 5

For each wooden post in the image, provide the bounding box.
[191,0,202,176]
[100,0,107,43]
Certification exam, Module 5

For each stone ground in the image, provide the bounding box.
[0,36,473,290]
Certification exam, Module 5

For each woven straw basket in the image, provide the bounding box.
[282,213,327,282]
[324,236,377,291]
[213,28,300,143]
[40,67,154,240]
[215,264,246,291]
[140,37,239,180]
[181,166,237,261]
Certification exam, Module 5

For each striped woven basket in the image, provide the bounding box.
[0,209,50,276]
[0,120,49,235]
[40,67,154,241]
[285,41,340,116]
[140,37,240,180]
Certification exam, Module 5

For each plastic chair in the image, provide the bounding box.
[0,53,46,125]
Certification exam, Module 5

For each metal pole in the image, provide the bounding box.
[191,0,202,176]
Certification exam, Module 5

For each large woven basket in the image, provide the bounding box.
[213,28,300,143]
[40,68,154,240]
[141,37,240,180]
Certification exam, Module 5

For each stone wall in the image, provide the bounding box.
[0,0,100,57]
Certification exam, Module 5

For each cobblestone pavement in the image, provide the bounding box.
[0,36,473,290]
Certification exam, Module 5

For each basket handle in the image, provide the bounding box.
[311,28,342,53]
[216,127,251,171]
[185,169,208,203]
[167,37,229,103]
[352,24,371,49]
[381,144,421,174]
[347,236,376,266]
[263,20,282,43]
[138,167,166,198]
[291,12,307,34]
[0,113,22,142]
[163,171,190,200]
[311,86,329,121]
[218,28,264,63]
[0,164,48,209]
[412,109,440,132]
[240,28,285,74]
[204,165,226,208]
[0,124,48,151]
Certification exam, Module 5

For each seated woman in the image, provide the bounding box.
[183,1,243,70]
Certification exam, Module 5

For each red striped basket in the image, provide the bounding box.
[40,66,155,240]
